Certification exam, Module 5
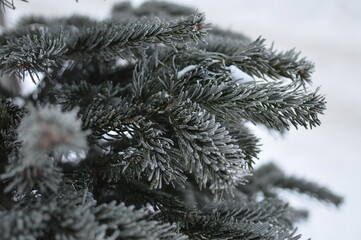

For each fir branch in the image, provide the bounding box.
[54,81,133,138]
[185,211,301,240]
[114,181,303,239]
[80,97,132,137]
[96,122,187,190]
[50,199,103,240]
[0,28,65,76]
[132,121,187,189]
[0,100,24,209]
[67,13,206,59]
[110,180,301,240]
[0,29,67,79]
[0,13,206,77]
[0,190,187,240]
[169,102,249,192]
[1,154,62,195]
[243,163,343,206]
[203,198,301,229]
[184,81,326,130]
[132,57,162,101]
[225,123,260,169]
[193,37,314,85]
[97,120,187,189]
[0,99,24,130]
[153,52,323,131]
[0,204,50,240]
[94,201,188,240]
[55,80,189,189]
[273,175,343,206]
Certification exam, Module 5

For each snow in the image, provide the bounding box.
[226,65,254,84]
[177,65,198,79]
[177,63,254,84]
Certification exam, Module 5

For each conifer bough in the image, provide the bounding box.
[0,1,341,239]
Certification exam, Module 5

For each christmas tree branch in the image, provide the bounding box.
[0,13,206,77]
[169,102,249,192]
[191,37,314,85]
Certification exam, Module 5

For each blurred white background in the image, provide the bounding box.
[3,1,360,239]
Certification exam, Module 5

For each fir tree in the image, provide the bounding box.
[0,1,342,239]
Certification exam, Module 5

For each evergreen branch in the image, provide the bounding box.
[0,204,50,240]
[273,175,343,206]
[0,99,24,130]
[0,190,187,240]
[243,163,343,206]
[203,198,301,229]
[193,37,314,85]
[56,81,188,189]
[225,123,260,169]
[1,154,62,195]
[169,102,249,192]
[67,13,206,60]
[157,53,323,131]
[98,121,187,189]
[80,98,132,137]
[110,179,202,226]
[0,13,206,77]
[47,194,105,240]
[132,57,162,101]
[0,30,67,79]
[94,201,188,240]
[111,180,300,240]
[186,212,301,240]
[131,188,301,240]
[181,81,326,130]
[132,121,187,189]
[0,100,24,209]
[53,80,135,138]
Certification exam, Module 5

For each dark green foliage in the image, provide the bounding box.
[0,12,206,78]
[225,124,260,169]
[2,154,62,195]
[0,191,187,240]
[200,37,314,85]
[1,30,66,75]
[170,102,248,192]
[0,1,342,239]
[243,163,343,206]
